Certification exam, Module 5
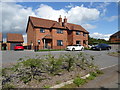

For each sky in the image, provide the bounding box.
[1,1,119,43]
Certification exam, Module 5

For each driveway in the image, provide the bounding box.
[1,49,118,69]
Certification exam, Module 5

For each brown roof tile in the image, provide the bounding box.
[7,33,24,42]
[110,31,120,37]
[0,33,2,42]
[28,16,89,33]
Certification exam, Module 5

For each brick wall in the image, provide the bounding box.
[27,21,35,49]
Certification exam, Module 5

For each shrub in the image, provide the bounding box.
[64,54,75,72]
[45,54,63,74]
[73,77,86,87]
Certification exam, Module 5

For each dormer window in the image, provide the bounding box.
[76,31,80,35]
[57,29,63,34]
[40,28,45,33]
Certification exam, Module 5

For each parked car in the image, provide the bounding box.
[66,44,84,51]
[88,45,95,49]
[14,44,24,50]
[91,43,111,51]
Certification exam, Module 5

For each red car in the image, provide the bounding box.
[14,44,24,50]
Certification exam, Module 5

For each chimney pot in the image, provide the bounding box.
[58,15,62,26]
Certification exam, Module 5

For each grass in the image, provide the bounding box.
[61,70,103,88]
[37,49,64,52]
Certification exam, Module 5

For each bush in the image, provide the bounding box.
[73,77,86,87]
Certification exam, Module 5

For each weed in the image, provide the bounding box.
[73,77,86,87]
[86,75,95,80]
[96,69,104,74]
[43,85,51,88]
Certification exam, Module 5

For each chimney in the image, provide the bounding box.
[64,16,67,23]
[58,15,62,26]
[64,16,67,27]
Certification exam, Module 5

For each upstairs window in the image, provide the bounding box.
[57,40,63,46]
[83,33,86,37]
[76,31,80,35]
[40,28,45,33]
[57,29,63,34]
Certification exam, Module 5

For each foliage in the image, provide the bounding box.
[45,54,63,74]
[96,69,104,74]
[64,54,75,72]
[43,85,51,88]
[2,83,15,89]
[88,35,109,45]
[86,75,95,80]
[2,52,99,87]
[73,77,86,87]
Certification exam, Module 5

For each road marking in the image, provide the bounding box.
[100,64,118,70]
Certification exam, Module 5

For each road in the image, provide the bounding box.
[1,50,118,69]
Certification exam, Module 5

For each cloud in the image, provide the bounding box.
[35,4,100,24]
[104,16,118,22]
[90,32,112,40]
[82,24,96,30]
[65,3,74,8]
[96,2,110,16]
[1,2,36,35]
[2,3,101,42]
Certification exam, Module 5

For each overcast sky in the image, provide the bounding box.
[1,1,119,43]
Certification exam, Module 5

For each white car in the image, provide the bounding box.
[66,44,84,51]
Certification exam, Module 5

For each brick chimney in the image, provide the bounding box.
[64,16,67,27]
[58,15,62,26]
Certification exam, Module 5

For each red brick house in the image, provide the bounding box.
[109,31,120,43]
[7,33,24,50]
[26,16,89,50]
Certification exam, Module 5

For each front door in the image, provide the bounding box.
[44,39,52,49]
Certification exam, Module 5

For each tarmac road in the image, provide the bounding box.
[1,50,118,69]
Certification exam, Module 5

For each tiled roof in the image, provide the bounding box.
[110,31,120,37]
[0,32,2,42]
[7,33,24,42]
[27,16,89,33]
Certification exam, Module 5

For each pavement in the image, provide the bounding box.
[80,65,119,88]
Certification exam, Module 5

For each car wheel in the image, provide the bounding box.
[99,48,102,51]
[72,48,75,51]
[107,47,111,50]
[81,48,84,51]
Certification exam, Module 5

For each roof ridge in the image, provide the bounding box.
[29,16,57,22]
